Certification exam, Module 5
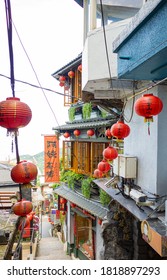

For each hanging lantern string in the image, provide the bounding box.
[4,0,15,97]
[4,1,20,167]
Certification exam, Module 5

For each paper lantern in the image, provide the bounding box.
[68,71,75,79]
[0,97,32,135]
[134,93,163,122]
[59,76,66,83]
[11,160,38,184]
[73,129,81,137]
[87,129,94,137]
[93,169,103,178]
[98,160,111,173]
[78,64,82,72]
[105,128,112,139]
[63,132,70,138]
[18,217,30,230]
[59,82,64,87]
[134,93,163,135]
[110,120,130,139]
[103,146,118,161]
[13,199,33,217]
[70,203,76,208]
[60,197,67,204]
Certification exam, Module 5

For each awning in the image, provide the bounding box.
[93,178,153,221]
[53,118,116,132]
[54,184,108,219]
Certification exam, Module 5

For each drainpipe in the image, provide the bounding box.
[83,0,89,44]
[90,0,97,30]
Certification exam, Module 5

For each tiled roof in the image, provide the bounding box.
[54,184,108,219]
[53,118,116,132]
[52,53,82,79]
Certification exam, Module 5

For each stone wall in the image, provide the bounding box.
[101,201,166,260]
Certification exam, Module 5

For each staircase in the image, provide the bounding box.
[35,236,72,260]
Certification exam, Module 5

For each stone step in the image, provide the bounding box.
[35,236,71,260]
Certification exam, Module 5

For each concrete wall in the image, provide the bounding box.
[113,0,167,80]
[82,18,131,92]
[124,85,167,196]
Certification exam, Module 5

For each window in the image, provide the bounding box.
[63,141,108,175]
[76,214,94,260]
[64,69,82,106]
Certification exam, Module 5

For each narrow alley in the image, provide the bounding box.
[35,215,72,260]
[35,236,71,260]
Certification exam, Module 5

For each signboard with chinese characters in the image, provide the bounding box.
[44,135,59,183]
[141,220,167,257]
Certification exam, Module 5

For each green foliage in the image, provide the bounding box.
[101,110,107,118]
[60,170,84,190]
[68,107,75,122]
[99,189,111,206]
[81,177,93,199]
[82,103,92,119]
[19,152,44,174]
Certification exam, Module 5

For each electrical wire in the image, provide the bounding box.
[12,20,60,127]
[4,0,15,97]
[99,0,113,89]
[0,73,78,99]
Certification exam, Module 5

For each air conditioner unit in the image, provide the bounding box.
[113,155,137,178]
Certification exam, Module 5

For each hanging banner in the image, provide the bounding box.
[44,135,59,183]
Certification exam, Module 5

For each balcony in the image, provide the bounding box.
[82,18,135,100]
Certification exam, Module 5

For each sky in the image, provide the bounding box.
[0,0,83,160]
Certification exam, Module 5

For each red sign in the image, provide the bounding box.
[44,135,59,182]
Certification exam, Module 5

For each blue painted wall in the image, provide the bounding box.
[115,1,167,80]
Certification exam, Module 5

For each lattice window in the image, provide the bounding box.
[64,84,72,106]
[90,142,108,173]
[64,69,82,106]
[77,142,90,174]
[63,141,72,169]
[63,141,109,175]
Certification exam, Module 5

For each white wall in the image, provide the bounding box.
[124,85,167,196]
[82,19,131,93]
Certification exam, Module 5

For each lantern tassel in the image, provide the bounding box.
[11,139,14,153]
[148,122,150,135]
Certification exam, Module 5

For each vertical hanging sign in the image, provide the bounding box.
[44,135,59,182]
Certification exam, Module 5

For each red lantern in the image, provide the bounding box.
[18,217,30,230]
[59,82,64,87]
[60,197,67,204]
[98,218,102,225]
[87,129,94,137]
[78,64,82,72]
[0,97,32,135]
[73,129,81,137]
[110,120,130,139]
[134,93,163,121]
[27,211,35,221]
[93,169,103,178]
[83,210,89,215]
[63,132,70,138]
[68,71,75,79]
[98,160,111,173]
[103,146,118,161]
[105,128,112,139]
[13,199,33,217]
[59,76,66,83]
[11,160,38,184]
[70,203,76,208]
